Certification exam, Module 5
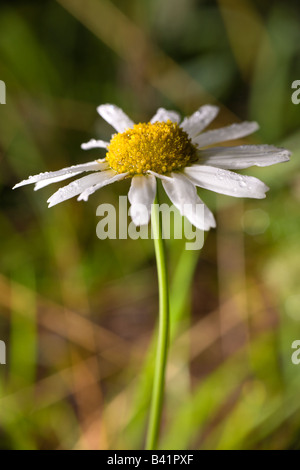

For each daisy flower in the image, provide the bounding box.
[13,104,290,230]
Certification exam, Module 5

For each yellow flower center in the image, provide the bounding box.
[106,120,197,175]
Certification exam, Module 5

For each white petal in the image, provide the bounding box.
[184,165,269,199]
[128,174,156,226]
[193,121,259,148]
[198,145,291,169]
[47,172,111,207]
[147,170,173,181]
[162,172,216,231]
[13,161,107,189]
[78,172,128,202]
[180,105,219,138]
[81,139,109,150]
[97,104,134,133]
[150,108,180,124]
[34,172,82,190]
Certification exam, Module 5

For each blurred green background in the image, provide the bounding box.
[0,0,300,450]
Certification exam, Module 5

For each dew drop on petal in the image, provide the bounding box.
[216,169,225,180]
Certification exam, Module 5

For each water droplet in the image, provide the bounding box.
[216,169,225,180]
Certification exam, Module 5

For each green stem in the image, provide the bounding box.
[146,191,170,450]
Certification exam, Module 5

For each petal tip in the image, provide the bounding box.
[97,103,114,116]
[251,121,260,132]
[77,193,88,202]
[12,180,27,189]
[281,149,292,161]
[205,104,220,113]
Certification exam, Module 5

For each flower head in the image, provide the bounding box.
[106,121,197,175]
[13,104,290,230]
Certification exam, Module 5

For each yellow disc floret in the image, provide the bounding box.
[106,120,197,175]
